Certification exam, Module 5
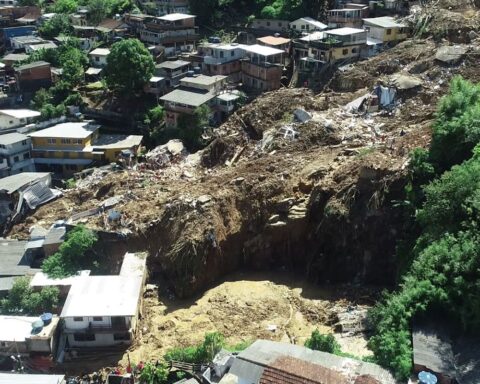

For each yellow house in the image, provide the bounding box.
[29,122,143,175]
[319,27,367,62]
[362,17,408,43]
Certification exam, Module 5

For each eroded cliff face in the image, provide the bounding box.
[137,147,410,297]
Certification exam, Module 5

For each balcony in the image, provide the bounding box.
[64,322,129,334]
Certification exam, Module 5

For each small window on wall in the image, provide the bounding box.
[342,48,348,55]
[73,317,83,322]
[93,317,103,321]
[113,332,130,341]
[386,29,392,35]
[74,333,95,342]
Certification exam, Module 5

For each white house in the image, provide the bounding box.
[0,109,40,130]
[0,373,66,384]
[0,315,60,356]
[60,275,143,347]
[0,132,35,177]
[89,48,110,68]
[290,17,328,32]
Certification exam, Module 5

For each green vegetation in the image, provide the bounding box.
[23,40,88,119]
[138,362,169,384]
[188,0,326,25]
[368,77,480,380]
[104,39,155,96]
[39,14,73,40]
[0,277,59,315]
[42,225,98,278]
[164,332,225,363]
[176,104,211,151]
[304,329,341,354]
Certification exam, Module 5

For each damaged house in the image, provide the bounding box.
[0,172,61,233]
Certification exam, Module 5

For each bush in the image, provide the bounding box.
[164,332,225,364]
[0,277,59,315]
[42,225,98,278]
[304,330,341,354]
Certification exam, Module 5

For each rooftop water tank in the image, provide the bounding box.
[418,371,438,384]
[193,66,201,74]
[40,312,53,326]
[31,320,44,335]
[186,70,195,77]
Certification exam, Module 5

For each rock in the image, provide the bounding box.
[390,74,422,90]
[275,198,294,213]
[232,177,245,185]
[293,108,312,123]
[197,195,212,205]
[435,45,468,64]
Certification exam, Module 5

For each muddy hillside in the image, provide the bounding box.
[10,31,480,297]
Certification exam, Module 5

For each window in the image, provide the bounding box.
[9,120,13,125]
[266,21,270,26]
[23,153,30,160]
[47,138,56,144]
[278,22,282,27]
[73,317,83,322]
[342,48,348,55]
[292,25,296,29]
[95,56,100,61]
[386,29,392,35]
[13,156,19,163]
[73,333,95,342]
[61,138,71,144]
[1,342,6,347]
[231,51,234,57]
[352,48,357,53]
[22,140,27,146]
[301,25,305,29]
[93,317,103,321]
[113,332,130,341]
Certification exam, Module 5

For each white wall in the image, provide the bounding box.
[90,55,108,67]
[64,315,111,330]
[367,25,386,41]
[0,114,23,130]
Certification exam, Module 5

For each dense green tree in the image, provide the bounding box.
[38,14,73,40]
[177,104,211,151]
[368,78,480,380]
[104,39,155,96]
[52,0,79,13]
[304,330,341,354]
[138,362,169,384]
[42,225,98,278]
[164,332,224,363]
[0,277,59,315]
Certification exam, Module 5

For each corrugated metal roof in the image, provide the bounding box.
[160,89,215,107]
[0,239,40,277]
[16,60,50,71]
[0,172,50,194]
[0,132,30,145]
[363,16,406,29]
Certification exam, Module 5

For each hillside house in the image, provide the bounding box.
[89,47,110,67]
[289,17,327,33]
[155,59,190,88]
[160,74,227,128]
[0,108,40,130]
[25,41,57,54]
[60,275,143,347]
[96,18,128,41]
[249,19,290,34]
[10,35,44,51]
[1,25,36,48]
[146,0,189,15]
[200,43,244,81]
[29,122,143,175]
[257,35,291,52]
[322,27,367,62]
[15,61,52,92]
[139,13,199,56]
[362,16,408,44]
[160,74,240,127]
[327,4,369,28]
[0,132,35,176]
[241,44,284,91]
[123,12,149,34]
[0,315,60,357]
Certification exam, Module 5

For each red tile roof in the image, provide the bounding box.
[260,356,349,384]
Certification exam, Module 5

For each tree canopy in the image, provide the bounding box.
[42,225,98,278]
[368,77,480,380]
[0,277,59,315]
[304,330,342,354]
[104,39,155,96]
